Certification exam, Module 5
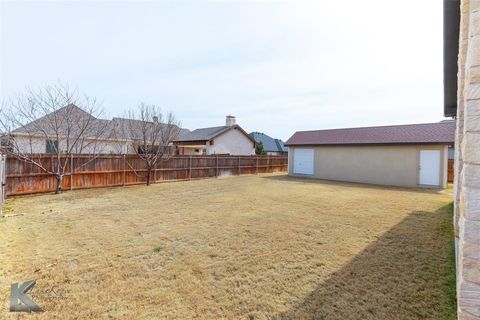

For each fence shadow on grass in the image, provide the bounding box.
[272,205,456,320]
[261,174,449,196]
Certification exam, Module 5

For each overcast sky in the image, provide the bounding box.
[1,0,445,140]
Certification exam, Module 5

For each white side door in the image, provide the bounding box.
[293,149,314,175]
[419,150,441,186]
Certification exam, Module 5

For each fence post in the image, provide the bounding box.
[238,156,241,176]
[0,155,4,212]
[70,154,74,191]
[123,154,126,187]
[189,156,192,180]
[3,155,7,201]
[267,155,270,173]
[216,155,219,178]
[256,156,259,175]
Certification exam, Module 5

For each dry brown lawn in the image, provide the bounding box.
[0,174,455,319]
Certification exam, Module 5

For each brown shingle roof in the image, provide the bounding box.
[12,105,188,141]
[174,126,230,142]
[110,117,189,141]
[173,124,256,144]
[285,121,456,146]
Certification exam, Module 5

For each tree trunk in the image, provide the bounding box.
[55,174,63,194]
[146,166,152,186]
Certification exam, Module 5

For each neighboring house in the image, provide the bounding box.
[444,1,480,317]
[285,121,455,189]
[173,116,256,156]
[8,104,188,154]
[109,116,189,154]
[249,132,287,155]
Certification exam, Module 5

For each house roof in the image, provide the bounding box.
[12,104,188,141]
[285,121,456,146]
[175,126,230,142]
[110,117,189,141]
[12,104,111,138]
[174,124,256,144]
[250,132,287,153]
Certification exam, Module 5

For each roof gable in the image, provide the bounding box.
[12,104,101,137]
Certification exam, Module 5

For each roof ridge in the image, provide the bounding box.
[190,125,228,131]
[293,121,455,134]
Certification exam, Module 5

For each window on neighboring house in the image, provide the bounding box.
[46,140,58,153]
[202,149,207,155]
[194,149,200,153]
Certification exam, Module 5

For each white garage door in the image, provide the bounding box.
[293,149,314,175]
[419,150,441,186]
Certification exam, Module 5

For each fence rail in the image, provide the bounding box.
[4,154,288,196]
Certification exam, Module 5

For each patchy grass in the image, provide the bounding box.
[446,183,454,192]
[440,202,457,320]
[0,174,455,319]
[153,245,164,253]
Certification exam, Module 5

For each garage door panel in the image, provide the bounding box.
[293,149,314,175]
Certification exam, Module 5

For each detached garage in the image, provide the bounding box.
[285,121,455,188]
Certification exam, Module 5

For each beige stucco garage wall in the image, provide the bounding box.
[288,145,448,188]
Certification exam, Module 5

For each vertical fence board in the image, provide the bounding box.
[448,159,454,183]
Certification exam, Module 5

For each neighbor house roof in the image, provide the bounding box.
[285,121,456,146]
[250,132,287,153]
[12,104,188,141]
[174,124,256,144]
[12,104,111,138]
[175,126,230,142]
[110,117,189,141]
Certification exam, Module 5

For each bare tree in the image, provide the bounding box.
[0,83,109,194]
[121,103,181,186]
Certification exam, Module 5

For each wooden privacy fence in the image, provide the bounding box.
[448,159,454,183]
[4,154,288,196]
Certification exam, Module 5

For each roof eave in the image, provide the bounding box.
[173,140,208,145]
[443,0,460,117]
[285,142,454,147]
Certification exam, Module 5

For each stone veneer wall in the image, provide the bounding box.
[456,0,480,318]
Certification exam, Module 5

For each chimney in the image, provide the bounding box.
[226,115,236,126]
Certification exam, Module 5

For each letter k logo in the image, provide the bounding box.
[10,280,43,312]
